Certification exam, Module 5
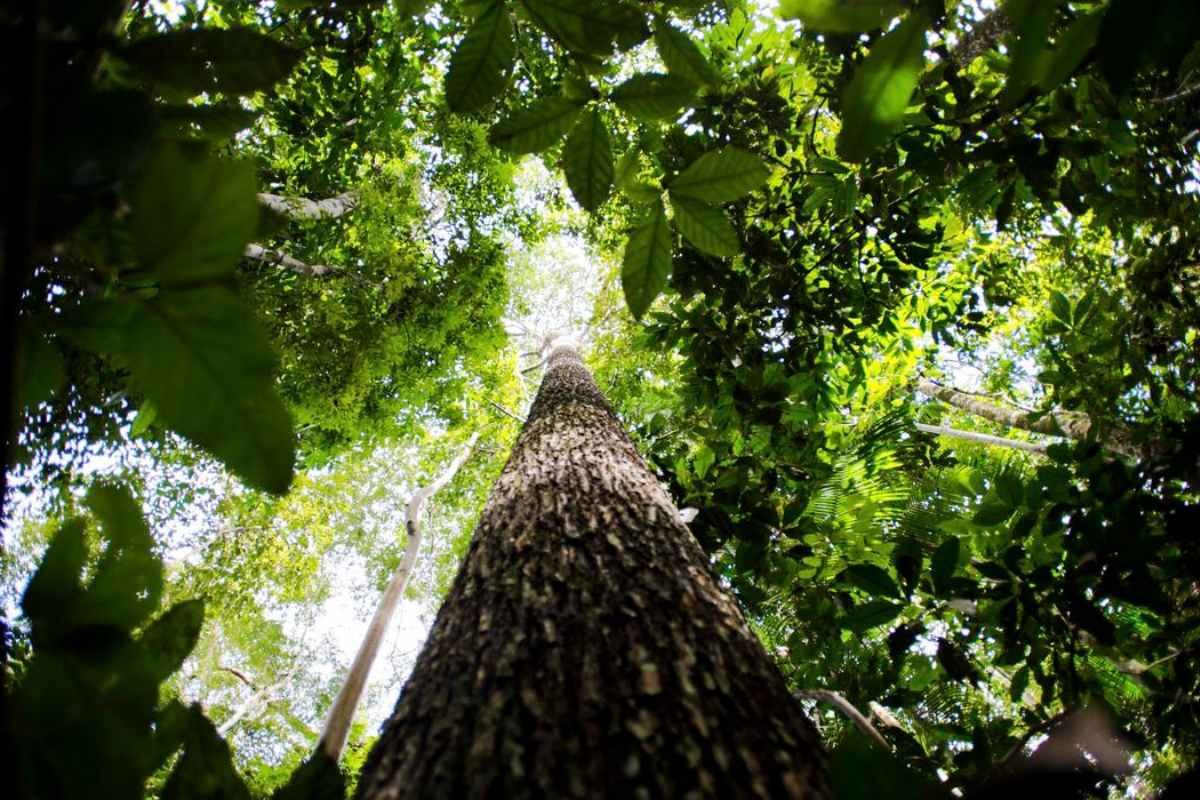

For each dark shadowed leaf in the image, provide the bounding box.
[81,483,162,631]
[141,600,206,683]
[273,753,346,800]
[489,97,585,153]
[843,600,904,631]
[611,73,698,120]
[563,110,614,211]
[668,148,771,203]
[654,21,719,86]
[445,2,515,113]
[21,518,87,631]
[930,537,960,597]
[829,730,952,799]
[117,28,301,96]
[161,705,252,800]
[160,104,260,141]
[520,0,646,56]
[622,198,671,319]
[779,0,904,32]
[836,10,929,162]
[841,564,901,599]
[669,193,739,257]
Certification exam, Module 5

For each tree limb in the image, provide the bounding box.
[317,432,481,762]
[914,422,1050,454]
[243,244,383,289]
[258,191,358,221]
[949,7,1013,69]
[794,689,892,751]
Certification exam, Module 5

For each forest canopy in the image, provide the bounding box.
[2,0,1200,797]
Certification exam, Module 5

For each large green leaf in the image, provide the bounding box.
[621,199,671,319]
[668,193,739,257]
[779,0,903,32]
[836,10,929,162]
[82,483,163,631]
[445,2,515,113]
[563,110,614,212]
[840,564,901,599]
[843,600,905,632]
[140,600,205,683]
[667,148,770,204]
[519,0,647,56]
[21,518,87,636]
[132,144,259,284]
[654,21,719,86]
[489,97,585,153]
[611,73,697,120]
[161,705,252,800]
[117,28,301,96]
[120,287,295,494]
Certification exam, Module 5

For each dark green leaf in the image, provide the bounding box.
[14,321,64,410]
[132,143,259,284]
[668,148,771,204]
[273,753,346,800]
[118,28,302,96]
[829,730,952,799]
[654,21,719,86]
[519,0,646,56]
[1040,9,1103,91]
[489,97,585,153]
[621,199,671,319]
[780,0,904,33]
[840,564,902,599]
[611,73,698,120]
[82,483,162,631]
[843,600,904,632]
[21,518,87,629]
[563,110,614,211]
[445,2,515,113]
[973,502,1013,527]
[160,104,260,140]
[836,11,930,162]
[161,704,252,800]
[930,537,960,597]
[669,193,739,257]
[140,600,205,683]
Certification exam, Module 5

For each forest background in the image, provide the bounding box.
[2,0,1200,797]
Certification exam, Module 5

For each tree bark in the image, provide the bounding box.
[356,338,828,799]
[914,422,1050,455]
[258,191,358,220]
[242,244,382,289]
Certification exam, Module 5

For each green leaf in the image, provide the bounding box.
[654,21,719,86]
[930,537,960,597]
[1049,290,1071,324]
[829,730,952,800]
[836,10,929,162]
[14,321,64,410]
[140,600,205,683]
[694,444,716,479]
[161,705,252,800]
[841,564,902,599]
[83,483,162,631]
[668,148,771,204]
[130,401,158,437]
[669,193,739,257]
[21,518,87,631]
[132,143,259,285]
[273,753,346,800]
[445,2,515,113]
[489,97,585,153]
[160,104,260,140]
[519,0,646,57]
[973,502,1013,527]
[621,199,671,319]
[117,28,302,96]
[843,600,905,632]
[779,0,904,32]
[611,73,698,120]
[563,110,614,212]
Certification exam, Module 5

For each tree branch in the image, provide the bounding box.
[243,244,383,289]
[258,191,358,221]
[794,689,892,751]
[914,422,1050,455]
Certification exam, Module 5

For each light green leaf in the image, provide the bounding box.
[130,401,158,437]
[654,21,719,86]
[669,193,739,257]
[694,444,716,479]
[668,148,771,204]
[779,0,903,32]
[120,288,295,494]
[611,73,698,120]
[489,97,585,153]
[622,199,671,319]
[836,11,930,162]
[117,28,301,96]
[563,110,614,212]
[133,144,259,284]
[445,2,515,113]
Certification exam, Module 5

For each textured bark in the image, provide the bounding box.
[357,339,828,799]
[243,244,382,289]
[914,422,1050,455]
[915,379,1146,461]
[949,8,1012,68]
[258,191,358,220]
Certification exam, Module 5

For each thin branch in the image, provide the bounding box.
[794,690,892,751]
[243,244,383,289]
[219,665,258,690]
[217,670,294,737]
[915,422,1050,454]
[317,432,481,762]
[487,400,523,423]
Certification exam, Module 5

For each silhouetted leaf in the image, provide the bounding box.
[161,705,252,800]
[779,0,904,32]
[611,73,697,120]
[141,600,205,683]
[118,28,301,95]
[841,564,902,599]
[669,193,739,257]
[445,2,515,113]
[622,198,671,319]
[563,110,614,211]
[843,600,904,631]
[273,753,346,800]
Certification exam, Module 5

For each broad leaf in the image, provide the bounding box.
[82,483,162,631]
[445,2,515,113]
[160,104,260,141]
[779,0,904,32]
[621,199,671,319]
[273,753,346,800]
[140,600,205,683]
[118,28,301,96]
[21,518,87,634]
[836,11,929,162]
[829,730,952,799]
[669,193,739,257]
[611,73,697,120]
[654,21,719,86]
[520,0,646,57]
[132,144,259,284]
[843,600,905,632]
[930,537,960,597]
[161,705,252,800]
[841,564,901,599]
[563,110,614,212]
[490,97,585,153]
[668,148,770,204]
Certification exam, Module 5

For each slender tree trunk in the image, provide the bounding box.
[356,338,828,799]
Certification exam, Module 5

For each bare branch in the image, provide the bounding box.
[258,191,358,221]
[795,689,892,751]
[915,422,1050,454]
[243,244,383,290]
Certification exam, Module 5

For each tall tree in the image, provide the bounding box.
[357,336,828,799]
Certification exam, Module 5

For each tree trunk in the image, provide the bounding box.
[356,338,828,799]
[913,422,1050,455]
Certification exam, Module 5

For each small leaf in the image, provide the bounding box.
[843,600,905,632]
[132,143,259,285]
[668,148,771,204]
[840,564,902,599]
[130,401,158,437]
[611,72,698,120]
[621,199,671,319]
[118,28,301,96]
[669,193,739,257]
[654,21,719,86]
[445,2,515,113]
[563,110,614,211]
[836,10,930,162]
[779,0,904,32]
[489,97,585,153]
[140,600,205,683]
